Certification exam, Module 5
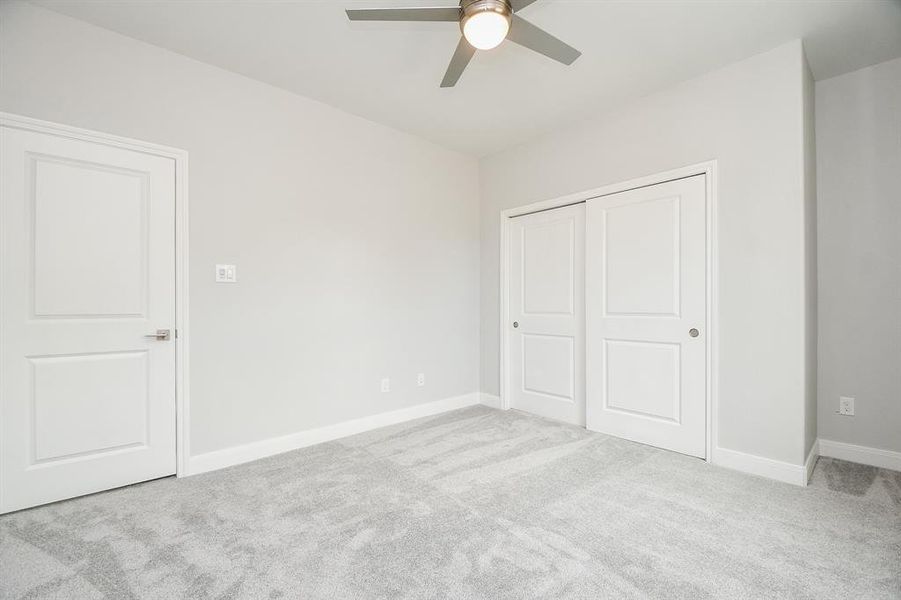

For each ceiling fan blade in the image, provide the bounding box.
[440,37,477,88]
[345,7,460,22]
[510,0,541,11]
[507,14,581,65]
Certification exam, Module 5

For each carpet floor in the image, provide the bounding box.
[1,406,899,599]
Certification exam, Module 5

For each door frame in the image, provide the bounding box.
[499,161,718,462]
[0,112,192,478]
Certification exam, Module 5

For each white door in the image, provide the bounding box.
[508,204,585,425]
[586,175,706,458]
[0,125,177,513]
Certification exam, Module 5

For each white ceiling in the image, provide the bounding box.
[33,0,901,157]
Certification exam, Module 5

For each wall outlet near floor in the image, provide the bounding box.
[215,264,237,283]
[838,396,855,416]
[417,373,425,387]
[380,378,390,393]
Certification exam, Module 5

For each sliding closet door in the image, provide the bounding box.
[508,204,585,425]
[586,176,706,458]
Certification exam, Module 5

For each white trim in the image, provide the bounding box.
[480,393,502,409]
[713,446,808,486]
[498,161,718,461]
[818,439,901,472]
[187,393,482,475]
[0,112,192,478]
[499,200,510,410]
[805,439,820,484]
[704,167,719,465]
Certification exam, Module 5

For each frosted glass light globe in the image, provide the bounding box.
[462,11,510,50]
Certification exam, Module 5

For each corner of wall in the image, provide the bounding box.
[800,43,819,460]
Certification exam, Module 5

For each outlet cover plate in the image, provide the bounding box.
[839,396,855,416]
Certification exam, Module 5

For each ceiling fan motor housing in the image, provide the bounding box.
[461,0,513,32]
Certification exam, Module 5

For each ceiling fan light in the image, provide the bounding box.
[462,11,511,50]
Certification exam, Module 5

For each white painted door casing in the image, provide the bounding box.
[0,125,178,513]
[508,204,585,425]
[586,175,707,458]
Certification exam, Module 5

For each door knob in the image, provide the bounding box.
[689,328,699,338]
[144,329,171,341]
[513,321,519,328]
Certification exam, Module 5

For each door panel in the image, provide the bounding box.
[1,125,177,513]
[31,351,149,462]
[32,157,148,317]
[587,176,706,458]
[604,195,679,316]
[522,220,575,315]
[508,204,585,425]
[604,340,680,422]
[522,334,574,400]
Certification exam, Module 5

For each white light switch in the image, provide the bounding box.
[215,264,237,283]
[381,378,390,393]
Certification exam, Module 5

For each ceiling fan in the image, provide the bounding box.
[346,0,581,87]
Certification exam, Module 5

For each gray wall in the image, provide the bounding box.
[479,42,815,465]
[816,56,901,453]
[0,2,481,456]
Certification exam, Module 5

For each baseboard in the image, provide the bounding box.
[480,393,502,409]
[804,439,820,485]
[818,439,901,471]
[713,446,808,486]
[187,393,481,476]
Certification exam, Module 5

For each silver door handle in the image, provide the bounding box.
[144,329,171,341]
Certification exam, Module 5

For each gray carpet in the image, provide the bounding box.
[1,406,899,599]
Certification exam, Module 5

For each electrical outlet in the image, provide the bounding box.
[839,396,855,416]
[417,373,425,387]
[381,378,390,393]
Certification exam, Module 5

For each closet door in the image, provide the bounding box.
[508,204,585,425]
[586,176,706,458]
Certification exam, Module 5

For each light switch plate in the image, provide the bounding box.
[215,264,237,283]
